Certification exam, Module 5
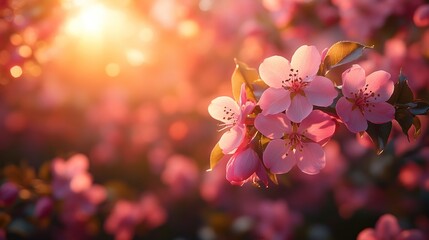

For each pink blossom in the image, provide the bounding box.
[336,64,395,133]
[105,194,166,240]
[332,0,396,41]
[414,4,429,27]
[0,182,19,206]
[225,144,268,186]
[255,110,335,174]
[357,214,424,240]
[60,184,106,224]
[251,200,300,239]
[208,84,255,154]
[34,197,53,219]
[51,154,92,199]
[161,154,199,197]
[258,45,337,123]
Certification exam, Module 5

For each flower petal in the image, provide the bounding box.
[414,4,429,27]
[299,110,335,143]
[258,88,291,115]
[259,55,291,88]
[255,113,292,139]
[286,94,312,123]
[208,96,240,124]
[305,76,337,107]
[336,97,368,133]
[357,229,378,240]
[226,147,259,185]
[342,64,366,99]
[290,45,321,79]
[67,154,89,176]
[363,102,395,124]
[296,142,325,175]
[375,214,401,239]
[365,70,394,102]
[219,126,245,154]
[263,139,296,174]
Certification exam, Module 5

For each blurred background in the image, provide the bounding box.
[0,0,428,239]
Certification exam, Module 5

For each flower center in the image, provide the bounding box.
[218,106,238,131]
[281,68,308,96]
[283,123,306,153]
[348,84,381,113]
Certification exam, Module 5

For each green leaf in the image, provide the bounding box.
[387,71,414,105]
[395,108,414,141]
[231,59,268,102]
[319,41,373,76]
[365,122,392,155]
[209,143,224,170]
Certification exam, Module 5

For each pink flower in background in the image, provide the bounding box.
[105,200,142,240]
[258,45,337,123]
[105,194,166,240]
[51,154,92,199]
[0,182,19,206]
[414,4,429,27]
[60,184,106,224]
[255,110,335,174]
[357,214,424,240]
[208,84,255,154]
[332,0,396,41]
[226,144,268,186]
[251,200,301,240]
[161,154,199,197]
[34,197,53,219]
[336,64,395,133]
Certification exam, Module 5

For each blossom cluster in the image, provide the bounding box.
[208,43,426,186]
[1,0,429,239]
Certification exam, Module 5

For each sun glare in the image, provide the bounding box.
[64,3,119,38]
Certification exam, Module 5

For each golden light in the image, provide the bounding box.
[18,45,32,58]
[10,65,23,78]
[105,63,121,77]
[59,0,154,66]
[10,33,23,46]
[126,49,147,66]
[64,3,118,38]
[178,20,200,38]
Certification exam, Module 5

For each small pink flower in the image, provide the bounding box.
[105,194,166,240]
[226,144,268,186]
[60,184,106,224]
[255,110,335,174]
[51,154,92,199]
[414,4,429,27]
[336,64,395,133]
[357,214,424,240]
[208,84,255,154]
[258,45,337,123]
[161,154,199,197]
